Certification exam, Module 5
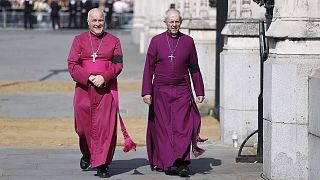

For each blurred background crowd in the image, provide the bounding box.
[0,0,134,29]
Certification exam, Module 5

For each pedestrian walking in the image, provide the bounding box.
[141,8,207,177]
[67,8,136,178]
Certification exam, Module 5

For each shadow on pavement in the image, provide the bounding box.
[109,158,149,176]
[76,157,221,177]
[39,68,68,81]
[190,157,222,175]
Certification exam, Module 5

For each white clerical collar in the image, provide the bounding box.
[89,31,105,38]
[167,31,180,38]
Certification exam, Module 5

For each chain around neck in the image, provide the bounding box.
[89,32,103,55]
[166,33,181,56]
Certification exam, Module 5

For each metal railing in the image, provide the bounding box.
[0,8,133,29]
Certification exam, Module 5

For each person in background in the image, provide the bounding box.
[24,0,34,29]
[112,0,128,14]
[68,0,78,28]
[0,0,11,9]
[80,0,91,28]
[50,0,60,29]
[33,0,47,26]
[104,0,113,29]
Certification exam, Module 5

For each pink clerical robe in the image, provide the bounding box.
[68,31,123,168]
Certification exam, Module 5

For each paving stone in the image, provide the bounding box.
[0,143,262,180]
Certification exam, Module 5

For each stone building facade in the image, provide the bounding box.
[220,0,264,145]
[221,0,320,179]
[263,0,320,179]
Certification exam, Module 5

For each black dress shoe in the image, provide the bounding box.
[178,165,190,177]
[164,167,178,175]
[152,166,164,172]
[80,156,90,170]
[97,165,110,178]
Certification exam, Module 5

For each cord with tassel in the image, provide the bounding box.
[119,114,137,152]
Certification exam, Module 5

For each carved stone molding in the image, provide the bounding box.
[229,0,236,18]
[222,20,260,36]
[241,0,252,18]
[267,0,320,38]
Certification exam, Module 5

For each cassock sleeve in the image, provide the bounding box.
[67,36,91,86]
[101,38,123,83]
[141,38,157,96]
[189,39,205,96]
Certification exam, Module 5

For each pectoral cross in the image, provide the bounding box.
[168,54,175,62]
[91,53,98,63]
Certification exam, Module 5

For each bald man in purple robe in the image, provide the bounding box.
[142,9,206,177]
[68,8,135,178]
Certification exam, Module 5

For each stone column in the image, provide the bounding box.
[220,0,264,145]
[186,0,216,111]
[131,0,146,44]
[263,0,320,179]
[308,68,320,180]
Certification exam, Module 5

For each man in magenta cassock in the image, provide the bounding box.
[142,9,207,177]
[67,8,135,178]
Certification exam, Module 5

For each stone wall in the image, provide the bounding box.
[308,68,320,180]
[263,0,320,179]
[219,0,265,145]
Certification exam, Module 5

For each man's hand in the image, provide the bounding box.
[196,96,205,103]
[89,75,105,87]
[143,95,152,106]
[89,75,95,82]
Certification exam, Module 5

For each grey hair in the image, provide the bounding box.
[87,8,105,22]
[164,8,182,22]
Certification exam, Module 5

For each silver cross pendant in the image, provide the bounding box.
[91,53,98,63]
[168,54,175,62]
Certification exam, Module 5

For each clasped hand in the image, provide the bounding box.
[89,75,105,87]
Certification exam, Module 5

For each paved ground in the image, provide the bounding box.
[0,142,262,180]
[0,29,262,179]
